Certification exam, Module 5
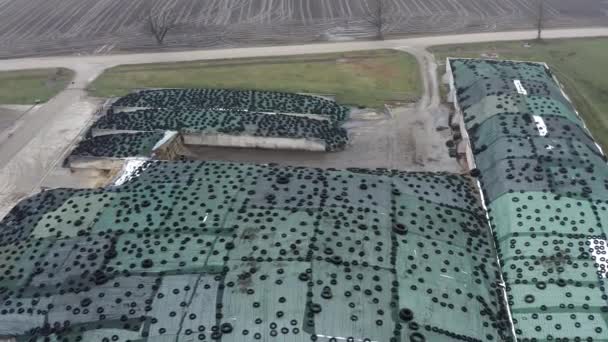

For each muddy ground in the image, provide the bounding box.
[183,105,461,172]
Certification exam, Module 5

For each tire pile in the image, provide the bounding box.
[70,132,165,158]
[450,58,608,341]
[69,88,351,161]
[113,89,350,123]
[0,160,509,341]
[93,108,348,151]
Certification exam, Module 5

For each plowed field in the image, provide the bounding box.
[0,0,606,58]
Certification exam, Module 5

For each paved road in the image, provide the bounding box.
[0,27,607,218]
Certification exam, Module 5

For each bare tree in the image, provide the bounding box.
[146,8,178,45]
[534,0,546,40]
[363,0,397,40]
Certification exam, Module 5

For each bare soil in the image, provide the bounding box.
[0,0,606,58]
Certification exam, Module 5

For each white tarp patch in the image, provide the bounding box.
[589,238,608,280]
[113,158,149,186]
[514,80,527,95]
[533,115,548,137]
[152,131,178,151]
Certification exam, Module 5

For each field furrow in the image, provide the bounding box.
[0,0,605,58]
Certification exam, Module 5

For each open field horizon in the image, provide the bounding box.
[0,0,607,58]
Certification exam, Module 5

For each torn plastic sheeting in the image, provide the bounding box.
[513,79,527,95]
[152,130,178,151]
[533,115,547,136]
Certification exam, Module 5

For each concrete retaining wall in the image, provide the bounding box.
[91,129,153,137]
[182,133,326,151]
[111,106,151,113]
[152,131,182,160]
[446,58,476,171]
[110,106,331,122]
[68,156,125,170]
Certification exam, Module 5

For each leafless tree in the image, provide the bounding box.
[534,0,546,40]
[363,0,398,40]
[146,8,178,45]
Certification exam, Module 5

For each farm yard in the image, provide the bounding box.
[2,0,608,335]
[0,0,607,58]
[69,82,457,172]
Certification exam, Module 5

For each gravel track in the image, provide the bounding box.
[0,0,606,58]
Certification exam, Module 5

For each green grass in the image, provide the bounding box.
[0,68,74,104]
[431,37,608,150]
[88,49,421,108]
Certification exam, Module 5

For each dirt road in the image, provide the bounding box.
[2,28,608,72]
[0,28,607,218]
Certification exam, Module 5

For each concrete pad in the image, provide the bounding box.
[184,104,462,172]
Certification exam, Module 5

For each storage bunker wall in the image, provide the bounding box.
[68,131,181,170]
[90,108,344,152]
[0,160,513,341]
[449,57,608,341]
[111,88,350,152]
[68,89,352,166]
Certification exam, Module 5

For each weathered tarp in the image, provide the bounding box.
[0,161,510,341]
[450,58,608,341]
